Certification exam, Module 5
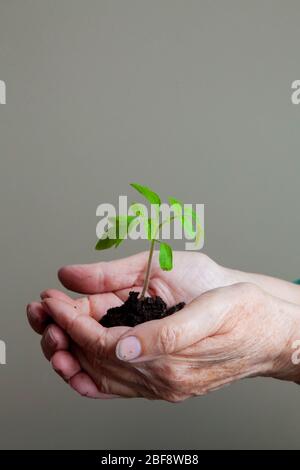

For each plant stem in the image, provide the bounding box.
[140,238,156,300]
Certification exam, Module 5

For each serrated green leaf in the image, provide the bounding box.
[159,242,173,271]
[130,183,161,206]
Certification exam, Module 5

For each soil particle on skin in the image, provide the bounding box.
[100,291,185,328]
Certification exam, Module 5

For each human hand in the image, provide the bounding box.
[27,251,230,397]
[27,251,300,400]
[34,283,300,401]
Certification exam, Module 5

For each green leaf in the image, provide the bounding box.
[130,183,161,206]
[182,214,195,238]
[95,236,118,250]
[159,242,173,271]
[169,197,203,240]
[182,213,204,245]
[168,196,182,207]
[185,207,201,224]
[111,215,137,247]
[116,215,137,237]
[169,197,200,223]
[95,215,137,250]
[116,216,139,247]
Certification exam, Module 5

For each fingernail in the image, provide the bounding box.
[41,300,50,313]
[50,358,61,375]
[40,291,49,300]
[116,336,142,361]
[26,303,38,320]
[46,328,57,347]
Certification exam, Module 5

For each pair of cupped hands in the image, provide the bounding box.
[27,252,300,402]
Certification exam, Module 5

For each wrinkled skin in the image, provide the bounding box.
[27,252,300,401]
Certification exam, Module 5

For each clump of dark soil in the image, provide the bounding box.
[100,291,185,328]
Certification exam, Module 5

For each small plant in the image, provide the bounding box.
[95,183,203,327]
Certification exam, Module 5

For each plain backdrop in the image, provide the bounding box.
[1,0,300,449]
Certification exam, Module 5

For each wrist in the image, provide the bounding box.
[270,300,300,383]
[225,267,300,305]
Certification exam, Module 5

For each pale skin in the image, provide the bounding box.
[27,252,300,401]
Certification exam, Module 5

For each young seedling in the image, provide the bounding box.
[95,183,203,327]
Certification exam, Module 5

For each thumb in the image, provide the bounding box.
[115,287,229,362]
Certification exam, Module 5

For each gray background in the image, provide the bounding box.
[0,0,300,449]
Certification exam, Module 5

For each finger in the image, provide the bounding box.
[27,302,51,334]
[51,350,81,380]
[41,324,69,360]
[74,349,141,398]
[115,286,231,362]
[42,290,123,321]
[42,298,129,359]
[40,289,74,303]
[72,343,149,394]
[57,252,150,294]
[40,289,91,315]
[87,293,123,320]
[69,372,120,399]
[51,349,122,399]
